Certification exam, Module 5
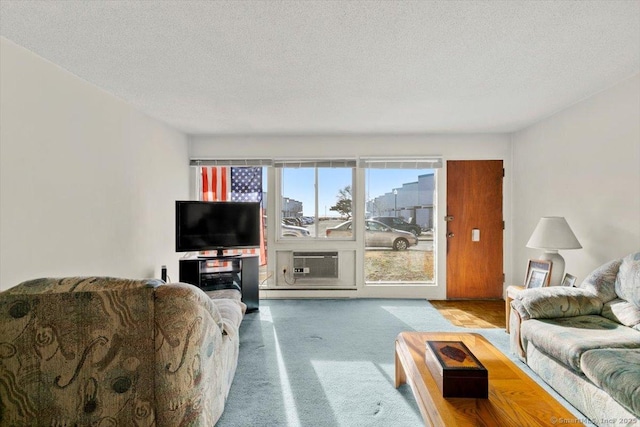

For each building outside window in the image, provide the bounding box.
[362,158,440,284]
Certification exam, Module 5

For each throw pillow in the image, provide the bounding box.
[615,252,640,308]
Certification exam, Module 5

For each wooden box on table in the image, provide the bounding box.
[424,340,488,398]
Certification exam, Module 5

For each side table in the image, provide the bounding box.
[505,285,524,333]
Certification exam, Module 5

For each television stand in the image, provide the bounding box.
[199,248,243,258]
[179,255,259,312]
[198,253,241,259]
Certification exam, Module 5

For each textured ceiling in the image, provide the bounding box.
[1,1,639,135]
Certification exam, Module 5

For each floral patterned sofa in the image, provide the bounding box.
[0,277,245,426]
[510,252,640,425]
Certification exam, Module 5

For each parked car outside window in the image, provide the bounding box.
[326,219,418,250]
[371,216,422,236]
[281,223,310,237]
[283,217,303,226]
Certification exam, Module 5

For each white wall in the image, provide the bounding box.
[6,32,632,295]
[512,73,640,285]
[190,134,512,299]
[0,38,190,289]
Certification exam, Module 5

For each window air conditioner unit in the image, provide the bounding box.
[293,252,339,279]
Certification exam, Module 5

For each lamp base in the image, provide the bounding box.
[539,251,565,286]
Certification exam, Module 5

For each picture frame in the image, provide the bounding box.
[561,273,577,287]
[524,259,552,289]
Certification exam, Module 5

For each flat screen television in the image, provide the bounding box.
[175,201,261,256]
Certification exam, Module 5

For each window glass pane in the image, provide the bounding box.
[319,167,353,239]
[281,168,313,237]
[281,166,354,239]
[365,169,436,283]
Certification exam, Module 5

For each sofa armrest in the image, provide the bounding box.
[509,303,527,359]
[153,283,226,425]
[512,286,603,321]
[0,278,159,425]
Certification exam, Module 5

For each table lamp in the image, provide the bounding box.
[526,216,582,286]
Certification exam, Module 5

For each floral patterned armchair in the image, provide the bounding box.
[0,277,243,426]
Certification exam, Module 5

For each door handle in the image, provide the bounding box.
[447,232,455,238]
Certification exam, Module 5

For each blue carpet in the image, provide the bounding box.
[216,299,582,426]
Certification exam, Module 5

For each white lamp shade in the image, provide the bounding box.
[526,217,582,250]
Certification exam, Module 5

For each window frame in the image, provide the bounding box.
[275,159,357,241]
[361,158,441,284]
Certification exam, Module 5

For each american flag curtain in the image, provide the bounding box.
[201,166,266,265]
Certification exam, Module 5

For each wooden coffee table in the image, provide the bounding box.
[395,332,583,426]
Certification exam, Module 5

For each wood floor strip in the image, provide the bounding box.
[429,300,506,329]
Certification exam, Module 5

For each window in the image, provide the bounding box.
[276,160,356,239]
[361,158,441,283]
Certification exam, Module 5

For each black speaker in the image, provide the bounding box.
[161,265,167,282]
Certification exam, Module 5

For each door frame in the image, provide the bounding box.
[443,159,510,301]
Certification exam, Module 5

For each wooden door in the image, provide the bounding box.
[446,160,503,299]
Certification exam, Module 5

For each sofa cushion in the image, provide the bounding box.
[514,286,603,320]
[206,288,248,314]
[581,348,640,417]
[615,252,640,308]
[521,315,640,372]
[602,298,640,330]
[579,258,623,304]
[212,298,244,339]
